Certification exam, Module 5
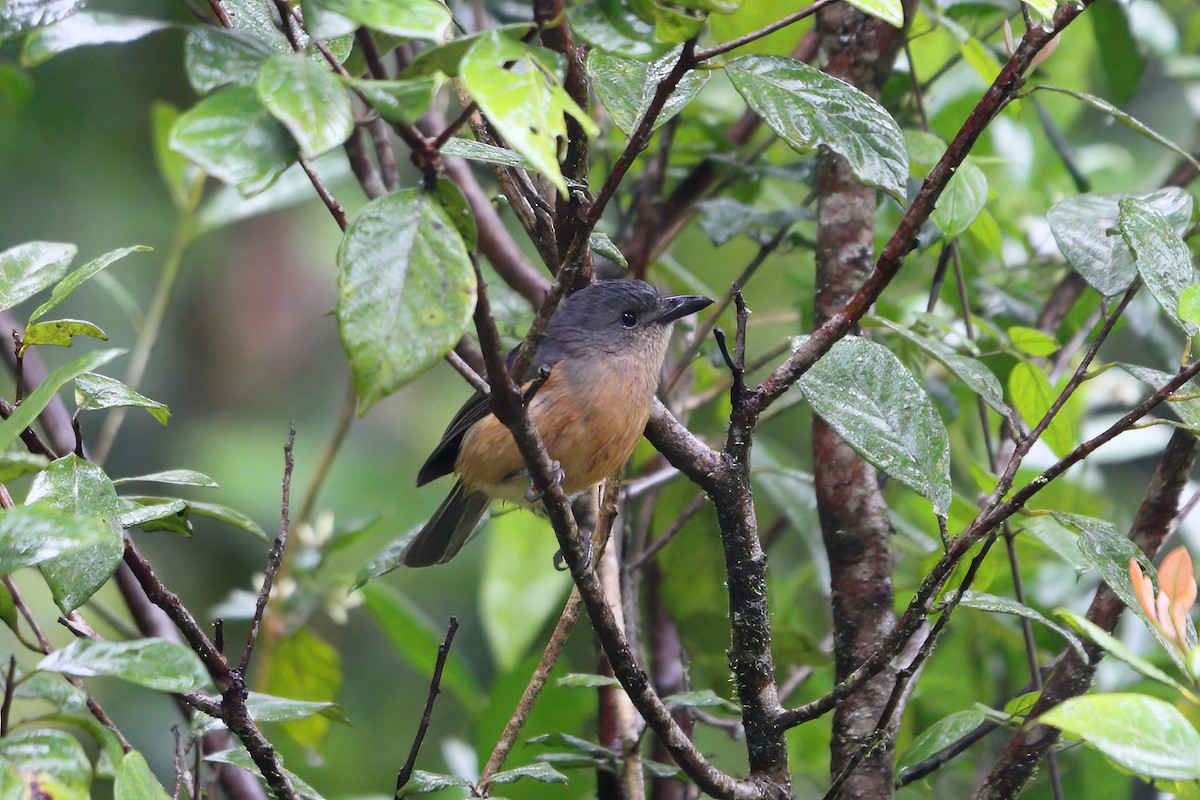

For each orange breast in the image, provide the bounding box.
[455,355,658,502]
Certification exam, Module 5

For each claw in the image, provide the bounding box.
[524,460,565,504]
[550,533,594,573]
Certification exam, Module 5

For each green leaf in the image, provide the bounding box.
[184,27,273,94]
[872,316,1012,417]
[629,0,704,44]
[1057,609,1184,689]
[12,671,87,712]
[347,75,442,125]
[898,710,986,771]
[402,24,535,78]
[1007,325,1059,357]
[195,691,350,734]
[959,590,1086,660]
[1023,0,1056,21]
[589,233,628,268]
[0,0,86,41]
[29,245,150,322]
[187,500,267,540]
[439,137,529,168]
[460,32,598,196]
[23,319,108,348]
[1039,694,1200,780]
[194,153,352,235]
[931,159,987,239]
[695,198,812,247]
[1017,515,1088,569]
[490,763,569,785]
[0,729,91,794]
[587,46,708,135]
[1047,188,1192,297]
[113,469,218,488]
[256,53,353,159]
[119,499,189,530]
[153,102,201,210]
[27,455,124,612]
[845,0,903,27]
[0,241,76,312]
[726,55,908,201]
[0,504,111,577]
[1119,197,1199,336]
[360,582,483,709]
[568,2,669,60]
[38,637,213,693]
[1007,363,1074,457]
[0,451,50,482]
[1121,363,1200,431]
[1180,284,1200,328]
[336,189,477,411]
[664,689,740,712]
[482,513,573,670]
[1034,85,1200,174]
[1054,513,1147,618]
[316,0,451,39]
[114,751,170,800]
[557,672,621,688]
[0,348,122,452]
[798,335,951,515]
[170,85,297,197]
[75,372,170,425]
[20,11,169,68]
[261,628,341,751]
[205,748,324,800]
[395,771,471,797]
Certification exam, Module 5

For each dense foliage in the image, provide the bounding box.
[1,0,1200,799]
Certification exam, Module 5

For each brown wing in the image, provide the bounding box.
[415,391,493,486]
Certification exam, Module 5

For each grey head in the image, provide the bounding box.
[536,280,713,366]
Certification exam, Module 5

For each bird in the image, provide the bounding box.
[400,279,713,567]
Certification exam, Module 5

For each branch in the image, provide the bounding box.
[395,617,460,795]
[752,0,1097,414]
[972,428,1200,799]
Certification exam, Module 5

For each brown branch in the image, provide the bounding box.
[972,428,1200,799]
[395,617,460,795]
[693,0,840,61]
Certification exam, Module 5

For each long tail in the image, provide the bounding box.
[401,480,489,567]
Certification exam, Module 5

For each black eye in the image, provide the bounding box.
[621,311,638,328]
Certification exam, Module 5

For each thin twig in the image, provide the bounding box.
[395,617,460,795]
[693,0,840,61]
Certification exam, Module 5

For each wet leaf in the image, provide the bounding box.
[0,241,76,312]
[23,319,108,348]
[587,46,707,134]
[1119,197,1198,336]
[75,372,170,425]
[39,637,212,693]
[256,53,353,159]
[29,245,150,322]
[0,349,122,452]
[21,11,169,68]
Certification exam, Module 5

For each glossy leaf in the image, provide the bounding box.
[587,46,707,135]
[402,24,535,78]
[39,637,212,693]
[336,189,476,411]
[114,751,170,800]
[490,763,569,785]
[113,469,218,488]
[23,319,108,348]
[589,233,627,268]
[1047,187,1192,297]
[695,198,812,247]
[0,729,90,794]
[1024,0,1056,20]
[119,499,189,530]
[0,504,111,577]
[727,55,907,201]
[188,500,267,540]
[1122,363,1200,431]
[1007,325,1059,357]
[460,32,598,196]
[1057,609,1183,689]
[75,372,170,425]
[316,0,451,40]
[1055,513,1149,621]
[0,0,85,41]
[0,241,76,312]
[21,11,169,68]
[360,582,483,709]
[664,690,739,712]
[170,85,297,196]
[27,455,124,611]
[184,27,272,94]
[195,691,350,734]
[1008,362,1074,457]
[1180,284,1200,328]
[395,771,471,797]
[568,2,669,60]
[0,451,49,482]
[439,137,529,169]
[153,102,201,210]
[194,153,352,235]
[262,628,342,750]
[256,53,353,159]
[959,590,1086,659]
[0,348,123,452]
[845,0,903,27]
[873,317,1012,417]
[205,748,325,800]
[898,710,986,770]
[1119,197,1198,336]
[1039,694,1200,780]
[798,335,951,515]
[347,75,441,125]
[557,673,621,688]
[931,158,987,239]
[29,245,150,322]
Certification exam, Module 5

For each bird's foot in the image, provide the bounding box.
[524,460,565,504]
[552,532,594,573]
